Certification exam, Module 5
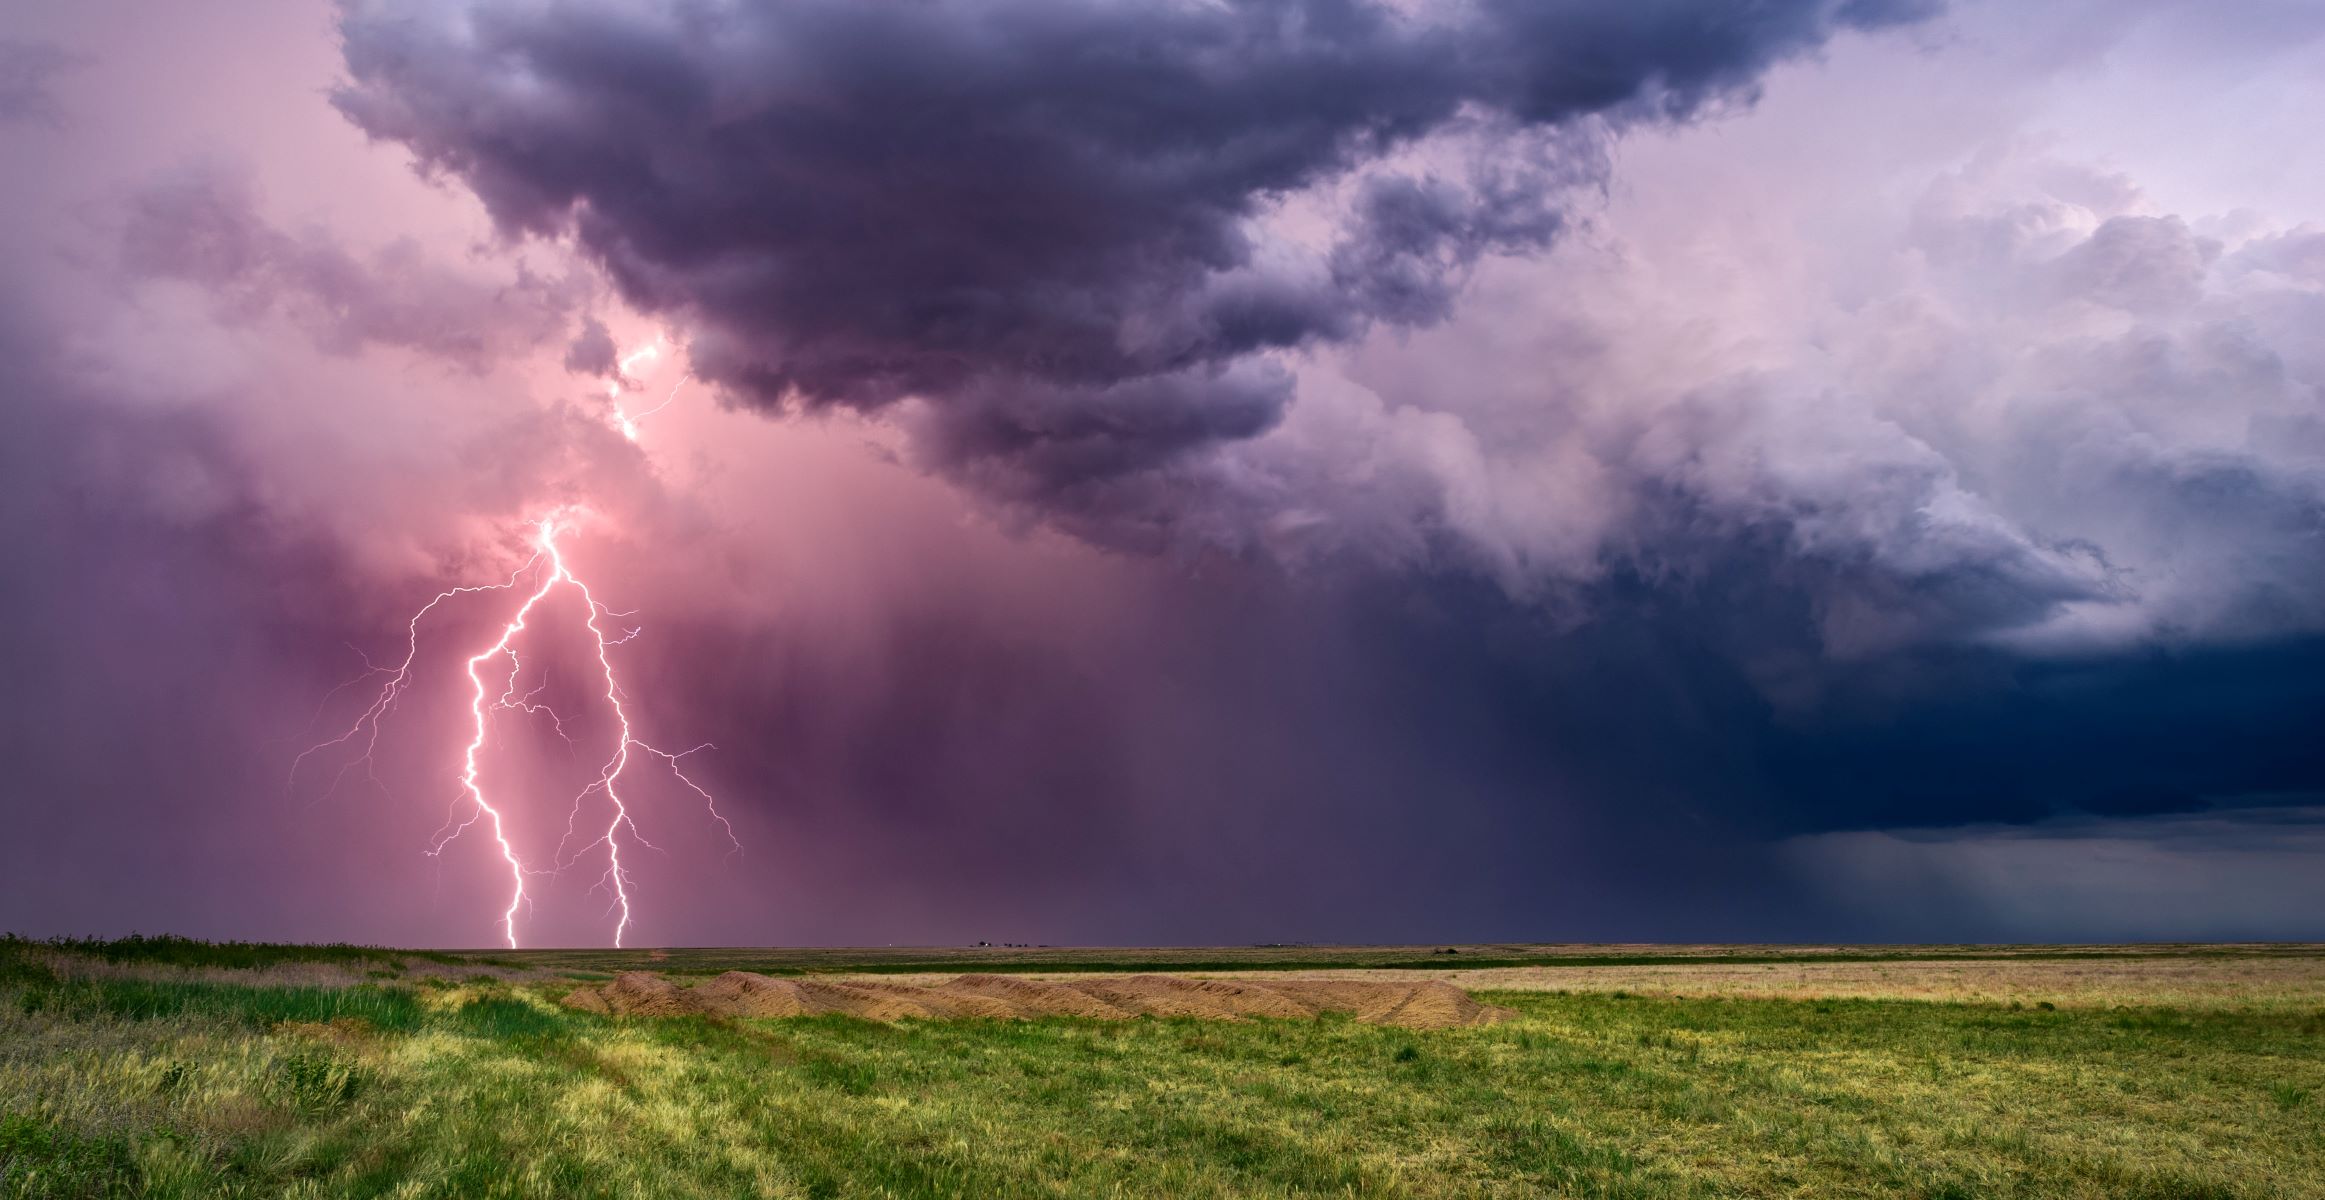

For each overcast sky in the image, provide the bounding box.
[2,0,2320,948]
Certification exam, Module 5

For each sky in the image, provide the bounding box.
[1,0,2321,948]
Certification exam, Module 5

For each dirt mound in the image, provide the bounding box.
[559,986,613,1015]
[799,981,943,1018]
[1264,980,1411,1022]
[559,972,1515,1029]
[940,974,1134,1019]
[855,980,1025,1019]
[598,971,712,1017]
[1392,981,1516,1030]
[1402,982,1511,1026]
[692,971,809,1017]
[1268,979,1516,1030]
[1065,975,1316,1020]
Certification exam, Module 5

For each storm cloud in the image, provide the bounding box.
[328,0,2325,664]
[3,0,2322,946]
[332,0,1933,498]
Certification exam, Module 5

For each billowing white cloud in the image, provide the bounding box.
[1206,2,2325,659]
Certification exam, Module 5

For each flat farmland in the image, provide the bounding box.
[3,938,2320,1198]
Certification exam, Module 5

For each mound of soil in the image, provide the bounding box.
[1065,974,1316,1020]
[559,987,613,1014]
[561,971,1515,1029]
[795,980,941,1020]
[591,971,713,1017]
[1267,979,1508,1030]
[943,974,1133,1019]
[854,980,1025,1019]
[691,971,808,1017]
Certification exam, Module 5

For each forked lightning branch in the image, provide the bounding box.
[291,357,737,948]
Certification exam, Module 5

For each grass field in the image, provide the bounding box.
[3,938,2321,1198]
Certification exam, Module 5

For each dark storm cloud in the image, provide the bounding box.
[1755,637,2325,833]
[1783,803,2325,942]
[328,0,2309,669]
[10,0,2323,947]
[332,0,1934,498]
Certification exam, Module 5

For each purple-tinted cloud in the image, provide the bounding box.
[0,38,83,126]
[562,314,618,378]
[332,0,1933,499]
[119,165,585,370]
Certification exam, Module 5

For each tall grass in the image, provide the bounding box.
[0,933,482,973]
[4,974,2322,1198]
[16,977,430,1030]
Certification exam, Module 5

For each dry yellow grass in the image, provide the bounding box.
[815,950,2325,1013]
[1176,955,2325,1010]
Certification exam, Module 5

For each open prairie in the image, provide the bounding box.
[4,937,2322,1198]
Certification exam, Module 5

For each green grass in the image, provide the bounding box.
[17,977,432,1030]
[4,971,2322,1198]
[0,934,484,975]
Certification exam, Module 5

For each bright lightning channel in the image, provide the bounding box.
[609,338,686,442]
[292,348,736,948]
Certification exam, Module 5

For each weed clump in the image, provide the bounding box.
[268,1050,367,1114]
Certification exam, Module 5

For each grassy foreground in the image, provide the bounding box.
[3,942,2321,1197]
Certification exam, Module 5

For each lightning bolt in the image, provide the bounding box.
[608,337,686,442]
[293,346,737,948]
